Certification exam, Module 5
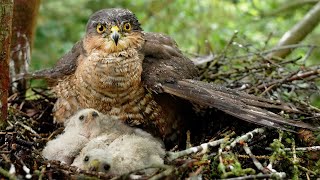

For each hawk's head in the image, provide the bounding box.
[83,8,144,54]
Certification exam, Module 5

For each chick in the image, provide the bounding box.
[42,108,106,164]
[72,133,165,175]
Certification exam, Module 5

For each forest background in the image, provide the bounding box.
[30,0,320,107]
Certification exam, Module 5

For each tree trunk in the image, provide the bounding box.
[10,0,40,94]
[267,1,320,59]
[0,0,13,128]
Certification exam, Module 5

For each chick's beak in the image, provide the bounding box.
[110,26,120,46]
[88,159,100,172]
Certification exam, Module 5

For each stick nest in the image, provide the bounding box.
[1,34,320,179]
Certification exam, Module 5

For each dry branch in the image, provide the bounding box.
[166,138,228,161]
[264,0,319,17]
[268,1,320,59]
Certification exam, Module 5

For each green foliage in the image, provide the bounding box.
[31,1,320,106]
[211,151,255,178]
[31,0,320,72]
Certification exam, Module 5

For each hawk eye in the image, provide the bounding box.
[79,115,84,121]
[84,156,89,162]
[123,22,131,32]
[96,23,106,34]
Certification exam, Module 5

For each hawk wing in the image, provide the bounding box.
[141,33,317,131]
[17,40,85,82]
[141,32,198,91]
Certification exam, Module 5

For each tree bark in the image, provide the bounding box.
[0,0,13,128]
[267,1,320,59]
[10,0,40,94]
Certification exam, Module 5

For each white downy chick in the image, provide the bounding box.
[72,133,165,175]
[42,108,105,164]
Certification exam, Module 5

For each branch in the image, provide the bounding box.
[228,128,266,149]
[166,138,227,161]
[263,0,319,17]
[243,143,269,174]
[256,66,320,91]
[220,172,286,180]
[266,145,320,152]
[267,1,320,58]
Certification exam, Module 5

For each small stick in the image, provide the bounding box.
[0,167,17,180]
[218,172,286,180]
[256,67,320,90]
[228,128,265,149]
[15,121,41,138]
[166,138,227,161]
[297,165,317,176]
[265,145,320,152]
[243,143,269,174]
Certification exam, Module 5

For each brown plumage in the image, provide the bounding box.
[48,8,197,145]
[24,8,317,148]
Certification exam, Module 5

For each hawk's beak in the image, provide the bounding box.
[110,26,120,46]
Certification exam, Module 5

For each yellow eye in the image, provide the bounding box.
[96,23,106,34]
[123,22,131,32]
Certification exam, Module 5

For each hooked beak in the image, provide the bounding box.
[110,26,120,46]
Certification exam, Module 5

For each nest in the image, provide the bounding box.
[1,34,320,179]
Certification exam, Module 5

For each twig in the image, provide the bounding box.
[188,165,204,178]
[13,154,32,179]
[47,127,64,140]
[243,143,269,174]
[218,172,286,180]
[266,145,320,152]
[267,1,320,58]
[148,166,175,180]
[42,160,113,179]
[228,128,265,149]
[5,134,35,147]
[115,165,170,180]
[0,167,17,180]
[268,130,284,171]
[0,151,11,154]
[1,154,11,163]
[301,45,316,64]
[202,31,238,78]
[237,154,270,160]
[256,67,320,91]
[209,56,301,79]
[166,138,227,161]
[292,139,299,178]
[220,31,239,56]
[192,53,215,65]
[15,121,41,138]
[263,0,319,17]
[229,44,318,60]
[37,166,46,180]
[256,70,299,91]
[291,97,320,112]
[297,165,317,176]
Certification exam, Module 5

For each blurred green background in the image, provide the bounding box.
[31,0,320,71]
[28,0,320,107]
